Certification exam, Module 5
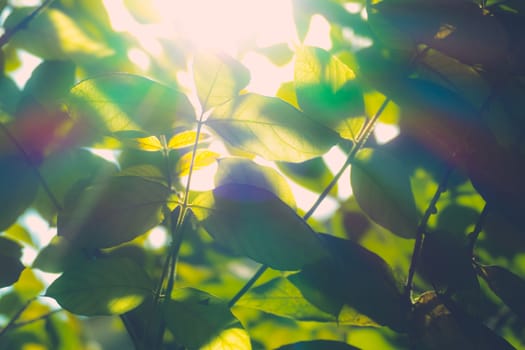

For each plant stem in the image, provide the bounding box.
[0,0,55,48]
[0,298,35,337]
[151,112,206,348]
[0,122,62,211]
[404,166,453,299]
[228,265,268,308]
[467,203,489,255]
[228,97,390,307]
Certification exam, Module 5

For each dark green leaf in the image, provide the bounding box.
[192,184,328,270]
[207,93,339,162]
[67,73,195,135]
[420,230,479,294]
[0,75,21,117]
[291,234,408,331]
[351,148,418,238]
[164,288,236,349]
[0,236,24,287]
[290,235,408,331]
[277,340,361,350]
[46,257,152,315]
[295,46,364,130]
[478,265,525,321]
[412,291,515,350]
[58,175,169,248]
[216,158,296,208]
[0,154,38,231]
[237,276,336,322]
[193,52,250,111]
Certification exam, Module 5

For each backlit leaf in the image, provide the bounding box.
[193,52,250,111]
[58,175,169,248]
[176,150,219,177]
[192,184,328,270]
[123,136,163,152]
[216,158,296,209]
[46,257,152,315]
[351,148,418,238]
[202,328,252,350]
[168,130,210,150]
[5,8,113,63]
[294,46,364,130]
[207,93,339,162]
[67,73,195,136]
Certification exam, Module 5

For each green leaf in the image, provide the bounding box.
[20,60,76,109]
[58,175,169,248]
[5,8,114,63]
[0,154,39,231]
[291,234,408,331]
[0,236,25,287]
[478,265,525,321]
[420,230,479,294]
[32,236,84,273]
[164,288,236,349]
[34,148,117,221]
[207,93,339,162]
[216,158,296,209]
[193,52,250,111]
[351,148,418,238]
[168,130,210,150]
[277,340,361,350]
[294,46,364,130]
[46,257,152,315]
[237,276,335,322]
[277,157,337,197]
[192,184,327,270]
[0,75,21,117]
[412,291,515,350]
[67,73,195,136]
[176,149,219,177]
[202,328,252,350]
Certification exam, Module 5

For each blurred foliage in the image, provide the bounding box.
[1,0,524,349]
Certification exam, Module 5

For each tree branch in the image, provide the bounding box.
[0,0,55,48]
[404,166,453,299]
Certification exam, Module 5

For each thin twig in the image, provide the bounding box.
[0,298,35,337]
[467,203,489,255]
[404,166,453,299]
[0,0,56,48]
[10,309,61,329]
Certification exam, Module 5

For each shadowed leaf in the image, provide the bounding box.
[46,257,152,315]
